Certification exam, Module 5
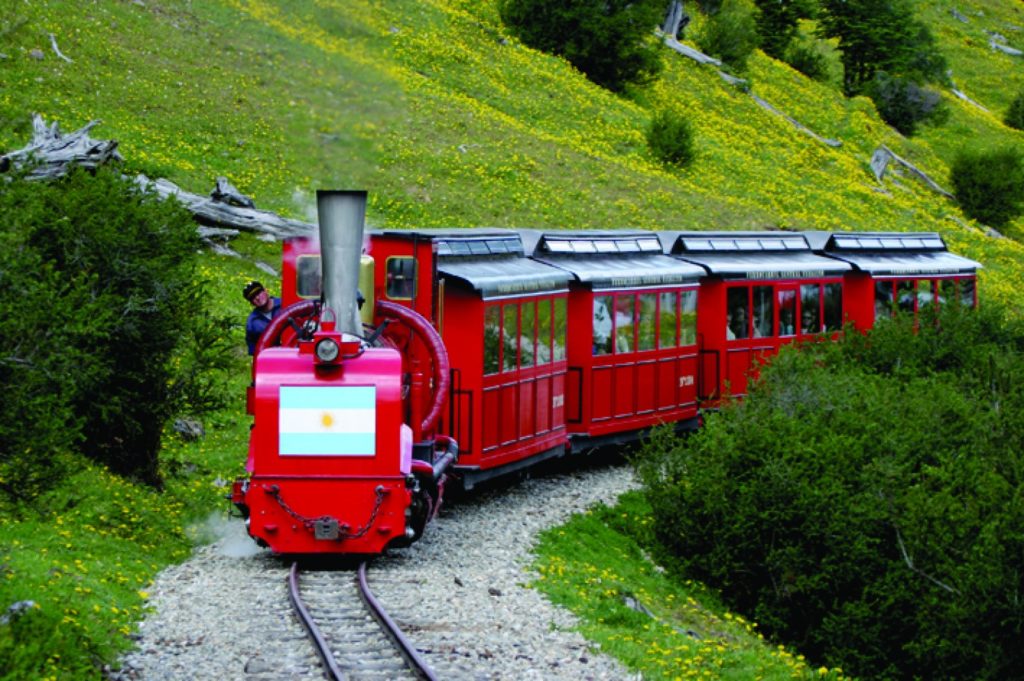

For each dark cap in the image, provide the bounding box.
[242,280,265,302]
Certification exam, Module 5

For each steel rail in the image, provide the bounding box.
[357,561,439,681]
[287,562,348,681]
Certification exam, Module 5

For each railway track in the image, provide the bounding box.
[288,561,437,681]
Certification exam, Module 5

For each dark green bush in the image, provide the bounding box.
[866,72,947,136]
[647,109,696,167]
[783,40,830,81]
[1003,91,1024,131]
[0,168,231,498]
[637,306,1024,680]
[951,146,1024,227]
[497,0,665,92]
[696,0,761,70]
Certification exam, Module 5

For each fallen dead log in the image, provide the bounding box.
[0,114,122,179]
[752,96,842,148]
[135,175,314,239]
[1,114,313,240]
[659,33,841,148]
[870,145,954,200]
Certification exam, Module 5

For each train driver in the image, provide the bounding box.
[243,280,282,355]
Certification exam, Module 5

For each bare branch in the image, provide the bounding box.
[48,32,72,63]
[894,526,960,595]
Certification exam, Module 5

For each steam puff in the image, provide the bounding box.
[200,512,265,558]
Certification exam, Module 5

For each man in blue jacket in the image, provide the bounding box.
[243,280,282,355]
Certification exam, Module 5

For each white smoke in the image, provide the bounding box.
[195,512,265,558]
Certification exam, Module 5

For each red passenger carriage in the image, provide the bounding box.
[525,231,706,444]
[661,232,851,403]
[812,232,981,329]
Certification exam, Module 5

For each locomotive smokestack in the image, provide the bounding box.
[316,190,367,337]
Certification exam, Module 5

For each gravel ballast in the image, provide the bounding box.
[115,462,639,680]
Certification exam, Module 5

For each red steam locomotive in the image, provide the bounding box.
[232,190,981,555]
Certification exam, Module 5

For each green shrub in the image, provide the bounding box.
[866,71,947,136]
[951,146,1024,227]
[1003,91,1024,131]
[695,0,761,70]
[783,40,830,82]
[0,168,232,497]
[636,306,1024,679]
[647,109,696,167]
[497,0,665,92]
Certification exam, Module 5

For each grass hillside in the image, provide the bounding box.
[2,1,1024,678]
[3,0,1024,306]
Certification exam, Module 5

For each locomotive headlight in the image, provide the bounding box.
[315,338,340,363]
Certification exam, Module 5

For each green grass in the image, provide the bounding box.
[531,492,847,680]
[3,0,1024,677]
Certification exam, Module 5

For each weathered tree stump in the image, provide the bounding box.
[0,114,123,179]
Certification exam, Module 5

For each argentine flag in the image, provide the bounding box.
[278,386,377,456]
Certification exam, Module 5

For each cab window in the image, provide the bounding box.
[296,255,322,298]
[386,257,416,299]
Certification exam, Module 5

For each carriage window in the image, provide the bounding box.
[917,279,936,312]
[680,290,697,346]
[824,283,843,331]
[659,292,678,349]
[553,297,567,361]
[593,295,614,356]
[777,290,796,336]
[960,278,976,308]
[727,287,749,340]
[296,255,322,298]
[897,280,915,313]
[753,286,773,338]
[615,295,635,353]
[520,301,535,368]
[484,305,500,375]
[503,304,518,372]
[536,299,551,365]
[385,257,416,300]
[939,279,955,307]
[638,294,657,351]
[875,281,894,321]
[801,284,821,334]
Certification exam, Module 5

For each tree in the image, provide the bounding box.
[498,0,666,92]
[754,0,801,58]
[697,0,761,69]
[818,0,945,96]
